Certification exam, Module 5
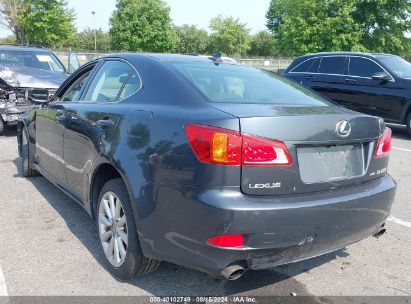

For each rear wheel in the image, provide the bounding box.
[0,117,4,136]
[407,112,411,137]
[96,178,160,278]
[21,129,39,177]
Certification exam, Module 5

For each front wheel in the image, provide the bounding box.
[20,129,39,177]
[0,116,4,136]
[407,112,411,137]
[96,178,160,278]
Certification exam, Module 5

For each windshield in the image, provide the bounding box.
[376,55,411,78]
[171,62,331,106]
[0,50,65,72]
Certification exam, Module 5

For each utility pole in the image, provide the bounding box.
[92,11,97,53]
[13,0,21,44]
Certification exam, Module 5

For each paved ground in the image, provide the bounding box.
[0,126,410,297]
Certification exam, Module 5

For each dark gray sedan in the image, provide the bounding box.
[18,53,396,280]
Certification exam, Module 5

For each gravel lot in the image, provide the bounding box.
[0,125,410,297]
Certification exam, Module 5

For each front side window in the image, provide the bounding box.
[84,60,134,103]
[0,50,65,72]
[349,57,384,78]
[318,57,347,75]
[61,71,91,102]
[171,62,331,106]
[376,55,411,78]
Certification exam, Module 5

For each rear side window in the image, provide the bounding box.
[171,62,331,106]
[318,57,347,75]
[349,57,384,77]
[291,58,320,73]
[83,60,136,103]
[118,71,140,100]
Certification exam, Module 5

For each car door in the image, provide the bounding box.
[308,56,350,106]
[36,62,95,187]
[62,59,141,202]
[35,101,66,185]
[342,56,404,120]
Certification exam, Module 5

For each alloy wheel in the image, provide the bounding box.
[98,191,128,267]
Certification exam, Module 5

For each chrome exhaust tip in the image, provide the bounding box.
[373,228,387,238]
[221,264,246,281]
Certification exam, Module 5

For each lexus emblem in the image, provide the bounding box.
[336,120,351,137]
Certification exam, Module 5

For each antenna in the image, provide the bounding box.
[208,51,223,65]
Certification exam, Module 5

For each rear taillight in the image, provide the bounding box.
[242,134,292,166]
[184,124,242,165]
[184,124,292,166]
[207,234,244,248]
[374,128,392,158]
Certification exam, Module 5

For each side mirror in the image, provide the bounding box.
[372,72,392,82]
[68,52,81,74]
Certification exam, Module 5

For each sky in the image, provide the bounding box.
[0,0,272,38]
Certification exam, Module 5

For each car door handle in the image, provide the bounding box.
[306,76,316,80]
[345,78,357,83]
[96,118,115,128]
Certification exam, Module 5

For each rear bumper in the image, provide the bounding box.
[138,175,396,276]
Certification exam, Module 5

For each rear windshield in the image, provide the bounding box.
[171,62,331,106]
[0,50,65,72]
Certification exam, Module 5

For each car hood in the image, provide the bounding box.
[0,64,68,89]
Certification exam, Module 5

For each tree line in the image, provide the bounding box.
[266,0,411,58]
[1,0,411,58]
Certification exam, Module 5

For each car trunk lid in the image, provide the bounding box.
[210,103,389,196]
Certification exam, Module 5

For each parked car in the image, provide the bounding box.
[282,52,411,136]
[17,53,396,280]
[0,45,69,135]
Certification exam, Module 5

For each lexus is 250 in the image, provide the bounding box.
[17,53,396,280]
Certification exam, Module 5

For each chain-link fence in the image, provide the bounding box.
[237,58,293,72]
[54,52,106,68]
[54,52,293,73]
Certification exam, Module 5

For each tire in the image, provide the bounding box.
[0,116,4,136]
[96,178,160,279]
[407,112,411,137]
[21,129,39,177]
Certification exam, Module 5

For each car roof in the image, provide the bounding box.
[296,51,398,60]
[105,52,240,64]
[145,53,212,62]
[0,44,51,53]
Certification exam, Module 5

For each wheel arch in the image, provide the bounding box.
[89,161,137,222]
[401,100,411,124]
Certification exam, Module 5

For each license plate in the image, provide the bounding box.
[8,93,16,102]
[297,144,365,184]
[7,114,19,121]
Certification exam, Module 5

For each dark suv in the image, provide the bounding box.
[0,45,68,135]
[283,52,411,136]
